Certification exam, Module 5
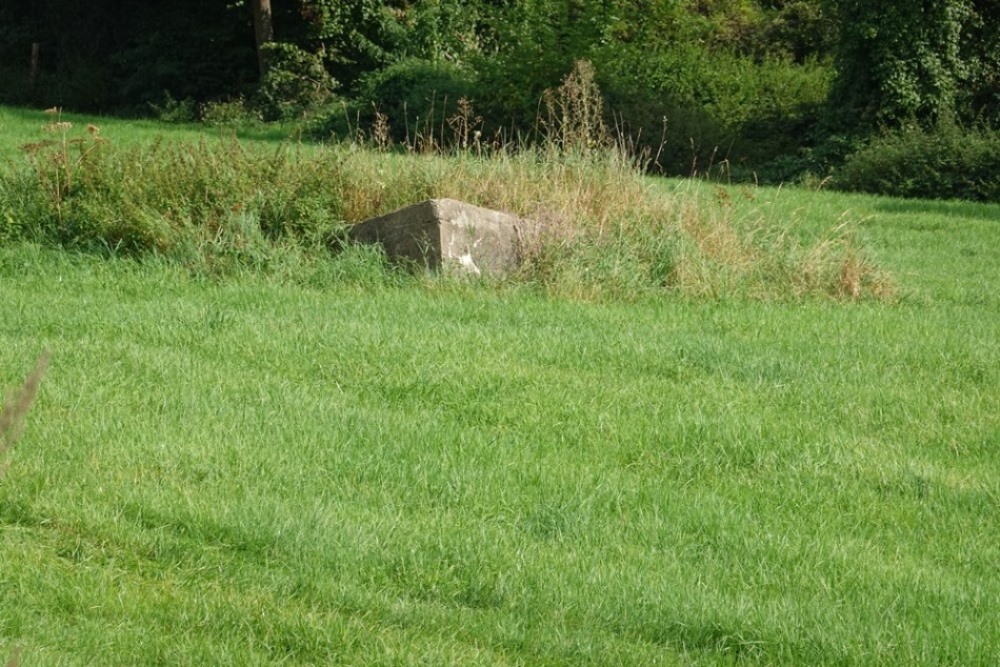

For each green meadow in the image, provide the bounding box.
[1,106,999,665]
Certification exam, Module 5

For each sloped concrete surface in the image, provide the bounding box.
[349,199,535,277]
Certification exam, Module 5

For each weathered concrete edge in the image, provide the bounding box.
[348,198,537,277]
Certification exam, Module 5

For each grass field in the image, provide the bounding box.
[1,106,999,664]
[0,105,294,158]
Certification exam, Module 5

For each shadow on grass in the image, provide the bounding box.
[874,197,1000,224]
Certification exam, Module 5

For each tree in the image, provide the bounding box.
[291,0,404,90]
[962,0,1000,123]
[827,0,971,131]
[251,0,274,78]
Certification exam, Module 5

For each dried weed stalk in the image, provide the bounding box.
[0,352,50,479]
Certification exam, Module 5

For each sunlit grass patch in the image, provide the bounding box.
[0,245,997,664]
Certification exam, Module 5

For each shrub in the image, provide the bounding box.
[256,42,339,122]
[598,44,833,179]
[199,96,261,126]
[835,124,1000,202]
[150,93,200,124]
[315,58,477,144]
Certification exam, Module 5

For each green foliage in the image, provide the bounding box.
[320,58,478,143]
[0,1,257,112]
[600,43,833,177]
[467,0,629,133]
[111,3,257,114]
[962,0,1000,124]
[391,0,495,62]
[295,0,405,89]
[828,0,971,131]
[760,0,837,63]
[256,42,339,122]
[835,123,1000,202]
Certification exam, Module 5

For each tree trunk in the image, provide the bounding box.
[251,0,274,79]
[30,43,40,87]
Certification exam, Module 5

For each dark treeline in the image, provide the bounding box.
[1,1,998,195]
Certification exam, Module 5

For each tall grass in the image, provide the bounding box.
[0,115,891,301]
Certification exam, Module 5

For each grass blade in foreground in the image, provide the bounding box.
[0,352,49,479]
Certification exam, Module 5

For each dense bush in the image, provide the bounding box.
[256,43,339,122]
[598,44,833,178]
[314,58,478,144]
[322,44,835,181]
[835,124,1000,202]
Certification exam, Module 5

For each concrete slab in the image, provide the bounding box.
[349,199,535,278]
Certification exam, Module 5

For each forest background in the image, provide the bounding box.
[1,0,998,199]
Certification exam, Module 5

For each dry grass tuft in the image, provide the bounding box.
[0,351,50,479]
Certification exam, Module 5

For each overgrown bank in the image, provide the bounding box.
[0,113,890,302]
